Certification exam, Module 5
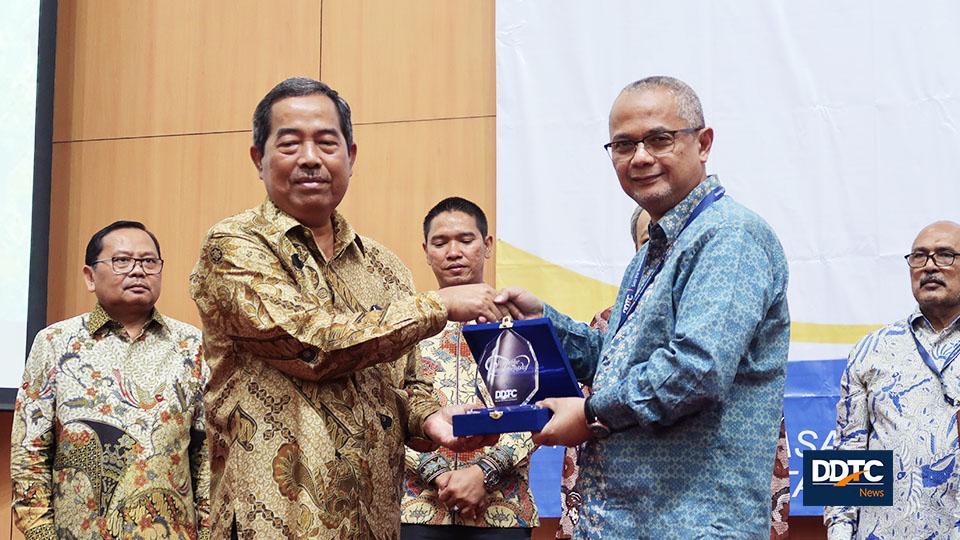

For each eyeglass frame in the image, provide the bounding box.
[904,250,959,269]
[91,256,165,275]
[603,126,704,161]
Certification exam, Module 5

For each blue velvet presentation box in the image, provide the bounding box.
[451,318,583,437]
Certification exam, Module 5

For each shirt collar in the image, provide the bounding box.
[649,174,720,243]
[86,303,166,336]
[910,306,960,334]
[260,198,365,259]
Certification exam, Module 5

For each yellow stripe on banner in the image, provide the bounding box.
[495,240,618,322]
[496,240,883,344]
[789,322,882,345]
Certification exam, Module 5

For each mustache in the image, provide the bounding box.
[292,170,327,182]
[920,275,946,287]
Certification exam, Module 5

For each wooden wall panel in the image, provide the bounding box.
[53,0,323,142]
[321,0,495,124]
[48,132,264,327]
[340,116,496,291]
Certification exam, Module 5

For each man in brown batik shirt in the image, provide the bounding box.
[190,77,501,539]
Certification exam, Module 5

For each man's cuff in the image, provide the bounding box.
[586,389,637,432]
[420,291,449,328]
[417,453,451,485]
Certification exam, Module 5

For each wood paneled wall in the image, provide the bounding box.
[46,0,495,329]
[7,1,495,538]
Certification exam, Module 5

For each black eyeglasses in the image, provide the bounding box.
[603,127,703,161]
[904,250,958,268]
[92,256,164,275]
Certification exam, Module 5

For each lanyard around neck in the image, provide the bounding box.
[908,324,960,406]
[616,186,725,333]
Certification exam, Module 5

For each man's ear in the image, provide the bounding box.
[348,142,358,170]
[250,146,264,179]
[483,235,494,259]
[82,265,96,293]
[697,127,714,163]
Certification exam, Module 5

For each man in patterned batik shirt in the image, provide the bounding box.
[11,220,210,540]
[497,76,790,538]
[826,220,960,539]
[190,78,501,539]
[401,197,538,539]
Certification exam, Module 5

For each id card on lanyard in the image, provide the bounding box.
[616,186,725,333]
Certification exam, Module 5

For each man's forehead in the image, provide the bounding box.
[609,88,682,129]
[101,229,158,253]
[428,211,481,237]
[269,94,341,131]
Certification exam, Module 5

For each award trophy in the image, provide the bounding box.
[452,317,583,436]
[478,328,540,409]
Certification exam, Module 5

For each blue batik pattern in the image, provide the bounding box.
[825,311,960,540]
[545,176,791,539]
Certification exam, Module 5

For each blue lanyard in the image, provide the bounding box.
[909,324,960,406]
[616,186,725,333]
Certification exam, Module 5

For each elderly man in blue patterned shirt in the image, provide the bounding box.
[825,220,960,540]
[496,76,790,538]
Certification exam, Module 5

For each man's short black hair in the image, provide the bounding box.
[85,221,161,266]
[252,77,354,156]
[423,197,489,241]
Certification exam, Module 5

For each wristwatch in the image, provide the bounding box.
[584,395,611,439]
[475,458,501,491]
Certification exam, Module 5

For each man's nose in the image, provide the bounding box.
[446,243,464,258]
[298,142,322,167]
[629,143,656,166]
[127,260,147,276]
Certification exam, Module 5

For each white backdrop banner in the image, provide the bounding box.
[496,0,960,517]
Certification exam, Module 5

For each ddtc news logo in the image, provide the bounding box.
[802,450,893,506]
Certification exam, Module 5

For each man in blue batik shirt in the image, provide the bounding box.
[825,221,960,540]
[497,76,790,538]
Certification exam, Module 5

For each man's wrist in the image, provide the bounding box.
[584,395,611,439]
[474,457,502,491]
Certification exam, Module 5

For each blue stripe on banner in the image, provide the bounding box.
[784,358,848,516]
[529,445,565,518]
[527,359,850,519]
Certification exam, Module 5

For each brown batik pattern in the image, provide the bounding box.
[190,200,447,539]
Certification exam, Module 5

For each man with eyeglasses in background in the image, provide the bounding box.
[825,220,960,539]
[11,220,210,539]
[495,75,790,538]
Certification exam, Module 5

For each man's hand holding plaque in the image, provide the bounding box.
[530,397,592,446]
[423,404,499,452]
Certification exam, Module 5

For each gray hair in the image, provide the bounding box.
[252,77,353,156]
[621,76,704,127]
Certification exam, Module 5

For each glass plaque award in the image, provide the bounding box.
[478,328,540,408]
[452,317,583,436]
